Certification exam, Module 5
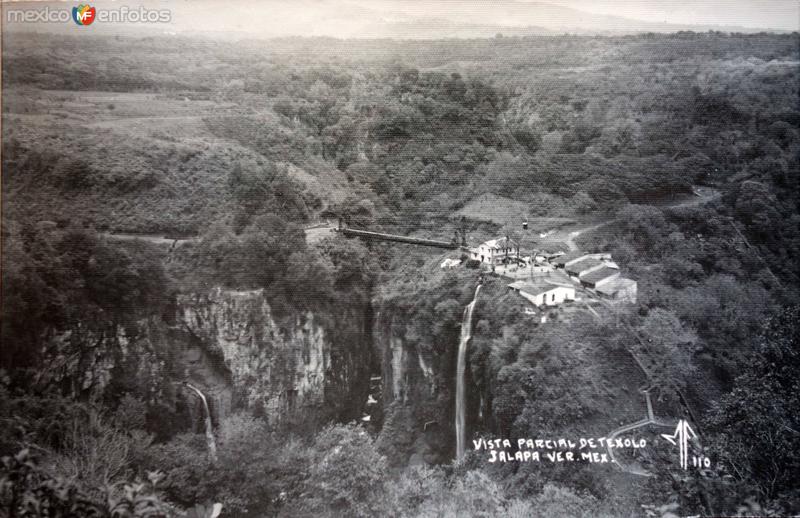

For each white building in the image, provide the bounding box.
[471,236,520,265]
[508,280,576,307]
[440,258,461,270]
[596,278,638,303]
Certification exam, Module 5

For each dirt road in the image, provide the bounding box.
[102,232,198,247]
[539,187,721,252]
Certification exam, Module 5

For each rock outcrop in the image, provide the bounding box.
[34,287,373,432]
[373,309,463,465]
[179,288,372,426]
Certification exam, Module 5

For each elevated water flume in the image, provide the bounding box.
[185,383,218,463]
[456,284,482,460]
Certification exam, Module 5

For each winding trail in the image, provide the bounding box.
[604,389,674,477]
[594,294,705,476]
[102,232,198,247]
[564,222,607,251]
[543,187,721,252]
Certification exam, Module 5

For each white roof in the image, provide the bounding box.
[596,277,636,295]
[481,236,518,250]
[440,258,461,268]
[508,279,574,296]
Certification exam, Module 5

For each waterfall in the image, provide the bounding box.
[456,285,481,460]
[185,383,218,463]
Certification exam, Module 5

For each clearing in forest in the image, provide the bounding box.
[457,193,575,230]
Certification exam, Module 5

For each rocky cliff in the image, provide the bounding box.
[370,269,493,466]
[34,287,374,433]
[35,318,170,402]
[374,308,465,465]
[179,287,373,427]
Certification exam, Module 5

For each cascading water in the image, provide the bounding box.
[185,383,218,463]
[456,284,481,460]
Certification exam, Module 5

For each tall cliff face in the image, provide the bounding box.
[35,318,171,402]
[377,313,439,407]
[33,287,374,433]
[178,287,373,427]
[32,309,233,439]
[370,270,488,466]
[373,309,463,466]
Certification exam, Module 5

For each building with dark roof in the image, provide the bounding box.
[580,266,620,288]
[550,251,584,268]
[550,252,612,269]
[565,257,603,277]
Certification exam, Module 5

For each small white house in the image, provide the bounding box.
[508,280,575,307]
[440,258,461,270]
[471,236,520,265]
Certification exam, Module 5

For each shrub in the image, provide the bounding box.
[465,259,481,269]
[298,423,388,517]
[0,449,169,517]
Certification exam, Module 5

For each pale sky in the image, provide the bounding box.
[544,0,799,31]
[185,0,800,34]
[3,0,798,36]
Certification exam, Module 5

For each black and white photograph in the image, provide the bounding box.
[1,1,799,516]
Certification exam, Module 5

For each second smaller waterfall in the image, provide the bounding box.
[185,383,218,463]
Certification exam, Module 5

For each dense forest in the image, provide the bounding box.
[2,30,799,517]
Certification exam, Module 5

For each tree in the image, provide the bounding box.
[635,308,698,390]
[707,307,800,511]
[596,121,639,157]
[149,412,293,516]
[54,158,94,190]
[322,196,376,229]
[616,205,673,255]
[234,214,306,288]
[228,162,307,231]
[0,449,170,518]
[317,238,378,299]
[300,423,388,517]
[526,484,600,517]
[511,125,541,153]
